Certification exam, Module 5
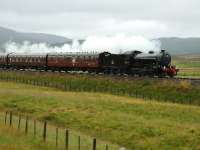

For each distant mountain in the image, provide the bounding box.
[0,26,72,52]
[1,26,200,54]
[158,37,200,55]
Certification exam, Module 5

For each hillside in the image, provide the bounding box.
[1,26,200,54]
[159,37,200,54]
[0,81,200,150]
[0,26,72,52]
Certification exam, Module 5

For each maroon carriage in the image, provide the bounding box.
[47,53,100,71]
[0,54,7,67]
[8,54,46,69]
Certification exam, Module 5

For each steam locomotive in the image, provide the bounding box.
[0,50,178,77]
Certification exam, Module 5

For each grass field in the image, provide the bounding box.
[0,123,55,150]
[173,55,200,77]
[1,71,200,106]
[0,112,115,150]
[0,81,200,149]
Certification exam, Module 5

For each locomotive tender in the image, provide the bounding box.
[0,50,178,77]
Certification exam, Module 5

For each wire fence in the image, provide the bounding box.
[0,111,120,150]
[0,73,165,100]
[0,73,196,105]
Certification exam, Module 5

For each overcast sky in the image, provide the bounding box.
[0,0,199,38]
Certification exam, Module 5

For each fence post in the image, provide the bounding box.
[65,129,69,150]
[18,115,21,130]
[34,120,36,137]
[25,116,28,134]
[64,82,67,91]
[135,90,138,98]
[56,128,58,147]
[9,112,13,127]
[106,145,108,150]
[92,138,96,150]
[78,136,81,150]
[43,121,47,142]
[5,111,8,125]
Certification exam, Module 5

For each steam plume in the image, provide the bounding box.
[3,34,161,54]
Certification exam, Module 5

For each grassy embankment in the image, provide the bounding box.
[173,55,200,77]
[0,112,113,150]
[0,81,200,149]
[0,122,55,150]
[0,71,200,106]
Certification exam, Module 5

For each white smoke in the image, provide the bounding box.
[4,41,71,54]
[3,34,161,54]
[82,34,161,53]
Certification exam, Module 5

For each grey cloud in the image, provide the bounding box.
[0,0,200,38]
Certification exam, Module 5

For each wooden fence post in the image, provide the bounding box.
[64,83,67,91]
[18,115,21,129]
[9,112,13,127]
[92,138,96,150]
[5,111,8,125]
[135,90,138,98]
[34,120,36,137]
[25,116,28,134]
[56,128,58,147]
[65,129,69,150]
[78,136,81,150]
[43,121,47,142]
[106,145,108,150]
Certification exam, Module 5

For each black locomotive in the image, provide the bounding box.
[99,50,178,77]
[0,49,178,77]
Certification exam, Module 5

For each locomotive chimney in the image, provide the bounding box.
[161,49,165,53]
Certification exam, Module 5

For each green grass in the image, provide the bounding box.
[0,122,56,150]
[0,81,200,149]
[172,55,200,77]
[0,71,200,106]
[0,112,114,150]
[173,55,200,68]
